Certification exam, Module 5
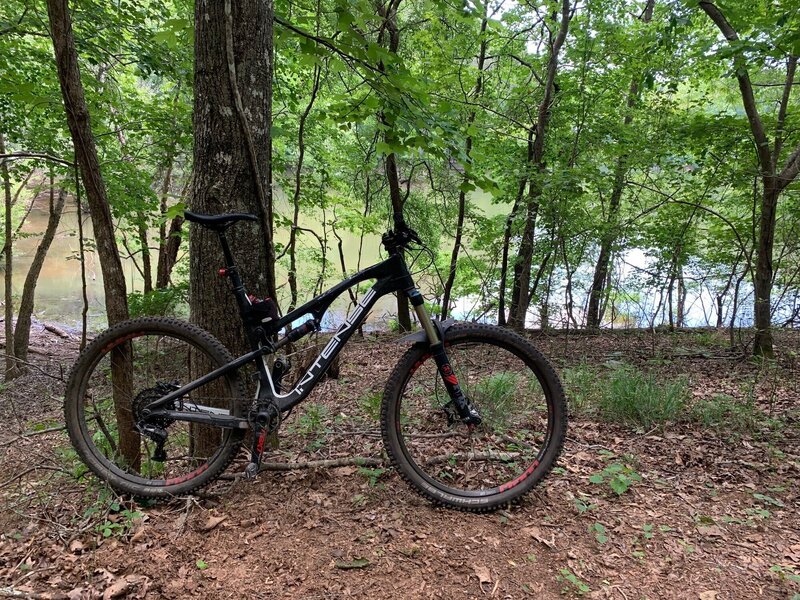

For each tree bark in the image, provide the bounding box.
[9,188,66,376]
[288,65,321,311]
[47,0,138,468]
[190,0,275,356]
[376,0,411,331]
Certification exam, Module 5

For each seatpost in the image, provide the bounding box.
[216,229,248,310]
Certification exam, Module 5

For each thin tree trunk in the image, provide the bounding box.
[507,0,573,330]
[47,0,136,468]
[1,133,13,379]
[676,269,686,328]
[10,188,66,375]
[587,0,655,329]
[498,169,527,326]
[288,65,321,311]
[441,11,489,320]
[75,167,88,349]
[376,0,411,331]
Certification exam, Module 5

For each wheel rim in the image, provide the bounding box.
[75,329,239,488]
[394,338,553,497]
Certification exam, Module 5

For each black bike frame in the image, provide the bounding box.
[144,243,432,430]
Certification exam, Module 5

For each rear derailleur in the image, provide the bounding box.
[133,381,180,462]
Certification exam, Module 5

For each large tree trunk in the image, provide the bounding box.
[1,133,13,379]
[10,188,66,376]
[190,0,275,356]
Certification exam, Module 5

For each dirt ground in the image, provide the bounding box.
[1,323,798,599]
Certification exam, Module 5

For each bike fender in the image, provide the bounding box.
[397,318,456,345]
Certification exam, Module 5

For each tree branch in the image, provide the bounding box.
[699,1,772,175]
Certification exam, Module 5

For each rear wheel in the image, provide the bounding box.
[381,323,566,512]
[64,317,245,498]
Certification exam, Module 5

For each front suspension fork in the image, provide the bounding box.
[407,289,481,426]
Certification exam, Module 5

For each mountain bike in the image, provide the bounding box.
[64,210,566,512]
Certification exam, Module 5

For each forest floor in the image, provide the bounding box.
[0,323,799,600]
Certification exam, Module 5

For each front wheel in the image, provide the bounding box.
[381,323,567,512]
[64,317,246,498]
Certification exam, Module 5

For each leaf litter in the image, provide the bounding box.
[0,327,799,598]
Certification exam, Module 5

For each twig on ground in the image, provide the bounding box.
[0,425,67,448]
[0,465,69,490]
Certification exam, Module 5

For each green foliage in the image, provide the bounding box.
[589,462,642,496]
[689,394,760,434]
[557,568,591,596]
[357,391,382,420]
[357,467,387,488]
[127,283,188,318]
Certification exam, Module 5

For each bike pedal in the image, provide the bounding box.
[243,462,259,480]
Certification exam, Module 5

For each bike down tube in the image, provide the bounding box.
[267,274,400,412]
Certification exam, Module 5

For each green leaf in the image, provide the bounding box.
[196,559,208,570]
[609,476,629,495]
[588,474,604,484]
[335,558,370,569]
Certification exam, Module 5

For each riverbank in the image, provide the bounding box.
[1,326,798,598]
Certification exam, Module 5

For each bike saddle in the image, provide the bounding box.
[184,210,258,230]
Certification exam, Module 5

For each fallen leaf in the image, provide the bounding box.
[102,577,132,600]
[201,515,227,531]
[698,592,718,600]
[335,558,370,570]
[522,526,556,550]
[472,565,492,585]
[696,525,725,538]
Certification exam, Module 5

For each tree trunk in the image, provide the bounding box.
[441,11,489,320]
[753,180,778,356]
[288,65,321,311]
[507,0,572,330]
[155,215,183,289]
[497,176,525,326]
[1,133,13,379]
[47,0,138,468]
[676,269,686,328]
[137,219,153,293]
[10,188,66,375]
[376,0,411,331]
[190,0,275,356]
[586,0,654,329]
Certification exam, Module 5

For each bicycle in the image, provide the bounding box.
[64,210,566,512]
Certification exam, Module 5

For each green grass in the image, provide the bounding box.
[564,365,687,429]
[690,394,760,434]
[564,362,783,439]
